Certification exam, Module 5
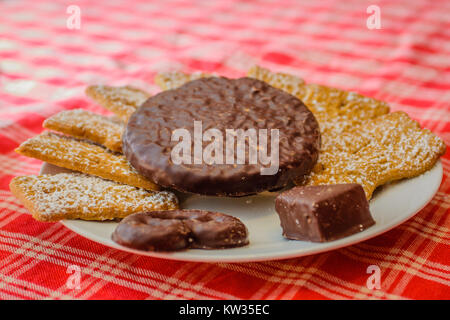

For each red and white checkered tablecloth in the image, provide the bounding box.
[0,0,449,300]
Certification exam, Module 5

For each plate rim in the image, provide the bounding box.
[42,161,443,263]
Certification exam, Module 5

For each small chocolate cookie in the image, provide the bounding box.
[123,77,320,196]
[112,209,249,251]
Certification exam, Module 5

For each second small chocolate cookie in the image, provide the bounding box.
[112,209,249,251]
[123,77,320,196]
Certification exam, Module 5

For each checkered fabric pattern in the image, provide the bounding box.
[0,0,449,299]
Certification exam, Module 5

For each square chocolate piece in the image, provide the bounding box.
[275,184,375,242]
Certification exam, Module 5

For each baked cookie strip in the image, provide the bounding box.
[154,71,212,90]
[85,85,150,122]
[15,131,159,191]
[43,109,124,153]
[10,173,178,222]
[244,65,306,98]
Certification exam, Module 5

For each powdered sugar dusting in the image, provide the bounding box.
[43,109,124,152]
[154,71,213,90]
[86,85,150,122]
[93,85,149,109]
[248,65,390,150]
[12,173,178,221]
[16,131,158,190]
[306,112,446,198]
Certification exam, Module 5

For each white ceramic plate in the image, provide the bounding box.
[40,161,443,263]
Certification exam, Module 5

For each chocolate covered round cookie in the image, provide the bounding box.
[112,209,249,251]
[123,77,320,196]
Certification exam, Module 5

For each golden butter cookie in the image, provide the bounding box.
[15,132,159,191]
[43,109,124,153]
[10,173,178,222]
[85,85,150,122]
[304,112,446,198]
[248,65,390,151]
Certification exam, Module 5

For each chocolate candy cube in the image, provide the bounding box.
[275,184,375,242]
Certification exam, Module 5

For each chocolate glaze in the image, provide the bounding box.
[123,77,320,196]
[275,184,375,242]
[112,209,249,251]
